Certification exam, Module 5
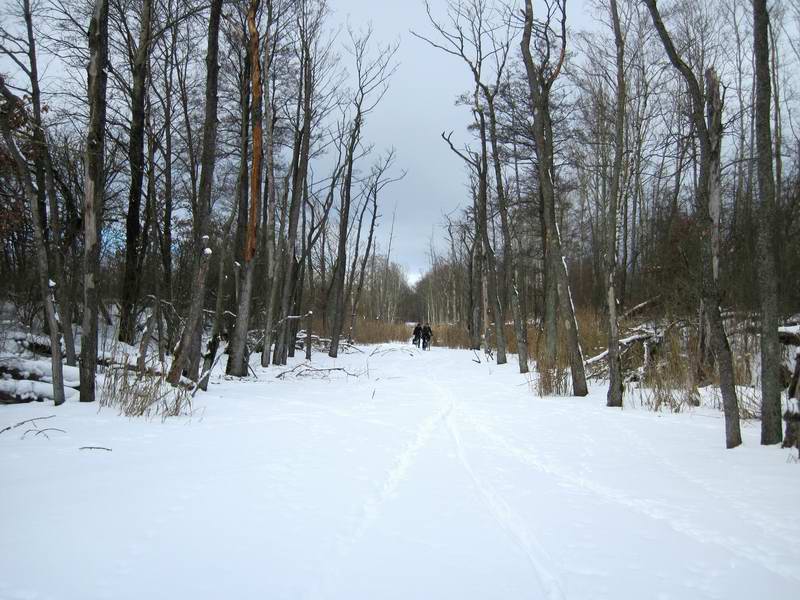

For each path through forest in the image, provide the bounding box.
[1,344,799,599]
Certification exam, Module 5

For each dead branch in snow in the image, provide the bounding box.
[276,364,360,379]
[0,415,56,436]
[22,427,65,439]
[369,346,417,357]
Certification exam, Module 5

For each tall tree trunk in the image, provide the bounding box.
[260,8,278,367]
[119,0,153,345]
[753,0,782,445]
[349,184,378,342]
[605,0,625,408]
[79,0,109,402]
[274,42,312,366]
[475,105,507,365]
[644,0,741,448]
[329,112,362,358]
[18,0,76,366]
[166,0,223,384]
[227,0,264,377]
[521,0,588,396]
[484,91,526,372]
[0,80,66,406]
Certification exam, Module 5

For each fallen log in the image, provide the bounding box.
[0,380,78,405]
[11,332,61,356]
[585,330,657,367]
[0,356,80,388]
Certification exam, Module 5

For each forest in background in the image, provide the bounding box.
[1,0,799,450]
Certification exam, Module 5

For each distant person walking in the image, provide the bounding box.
[412,323,422,348]
[421,323,433,350]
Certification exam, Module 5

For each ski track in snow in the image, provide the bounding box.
[308,392,455,600]
[602,410,797,551]
[459,407,800,583]
[438,382,566,600]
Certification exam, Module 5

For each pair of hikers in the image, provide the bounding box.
[412,323,433,350]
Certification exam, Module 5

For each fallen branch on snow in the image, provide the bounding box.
[276,364,360,379]
[21,427,65,440]
[0,415,56,436]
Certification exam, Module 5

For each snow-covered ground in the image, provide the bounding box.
[2,344,798,599]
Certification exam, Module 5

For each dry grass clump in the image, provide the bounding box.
[432,323,472,349]
[349,319,412,345]
[576,309,607,361]
[529,322,574,396]
[535,358,570,396]
[625,326,699,412]
[100,350,191,419]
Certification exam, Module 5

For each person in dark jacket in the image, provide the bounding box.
[412,323,422,347]
[421,323,433,350]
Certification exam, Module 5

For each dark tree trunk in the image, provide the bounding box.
[605,0,625,408]
[485,92,527,373]
[275,43,311,366]
[521,0,587,396]
[753,0,782,445]
[119,0,153,345]
[0,80,66,406]
[227,0,264,377]
[644,0,741,448]
[475,106,507,365]
[167,0,223,384]
[79,0,109,402]
[329,113,361,358]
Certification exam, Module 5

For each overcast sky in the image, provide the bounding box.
[325,0,596,285]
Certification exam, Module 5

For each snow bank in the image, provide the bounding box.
[0,378,78,403]
[0,355,80,387]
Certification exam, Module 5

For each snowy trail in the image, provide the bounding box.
[441,382,566,600]
[1,344,799,600]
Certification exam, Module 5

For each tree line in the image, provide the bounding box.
[0,0,407,398]
[410,0,799,449]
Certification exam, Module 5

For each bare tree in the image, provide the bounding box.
[0,77,66,406]
[414,0,514,367]
[604,0,625,407]
[347,150,403,342]
[227,0,266,377]
[166,0,223,384]
[520,0,588,395]
[118,0,154,345]
[328,26,397,358]
[753,0,782,445]
[80,0,110,402]
[643,0,741,448]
